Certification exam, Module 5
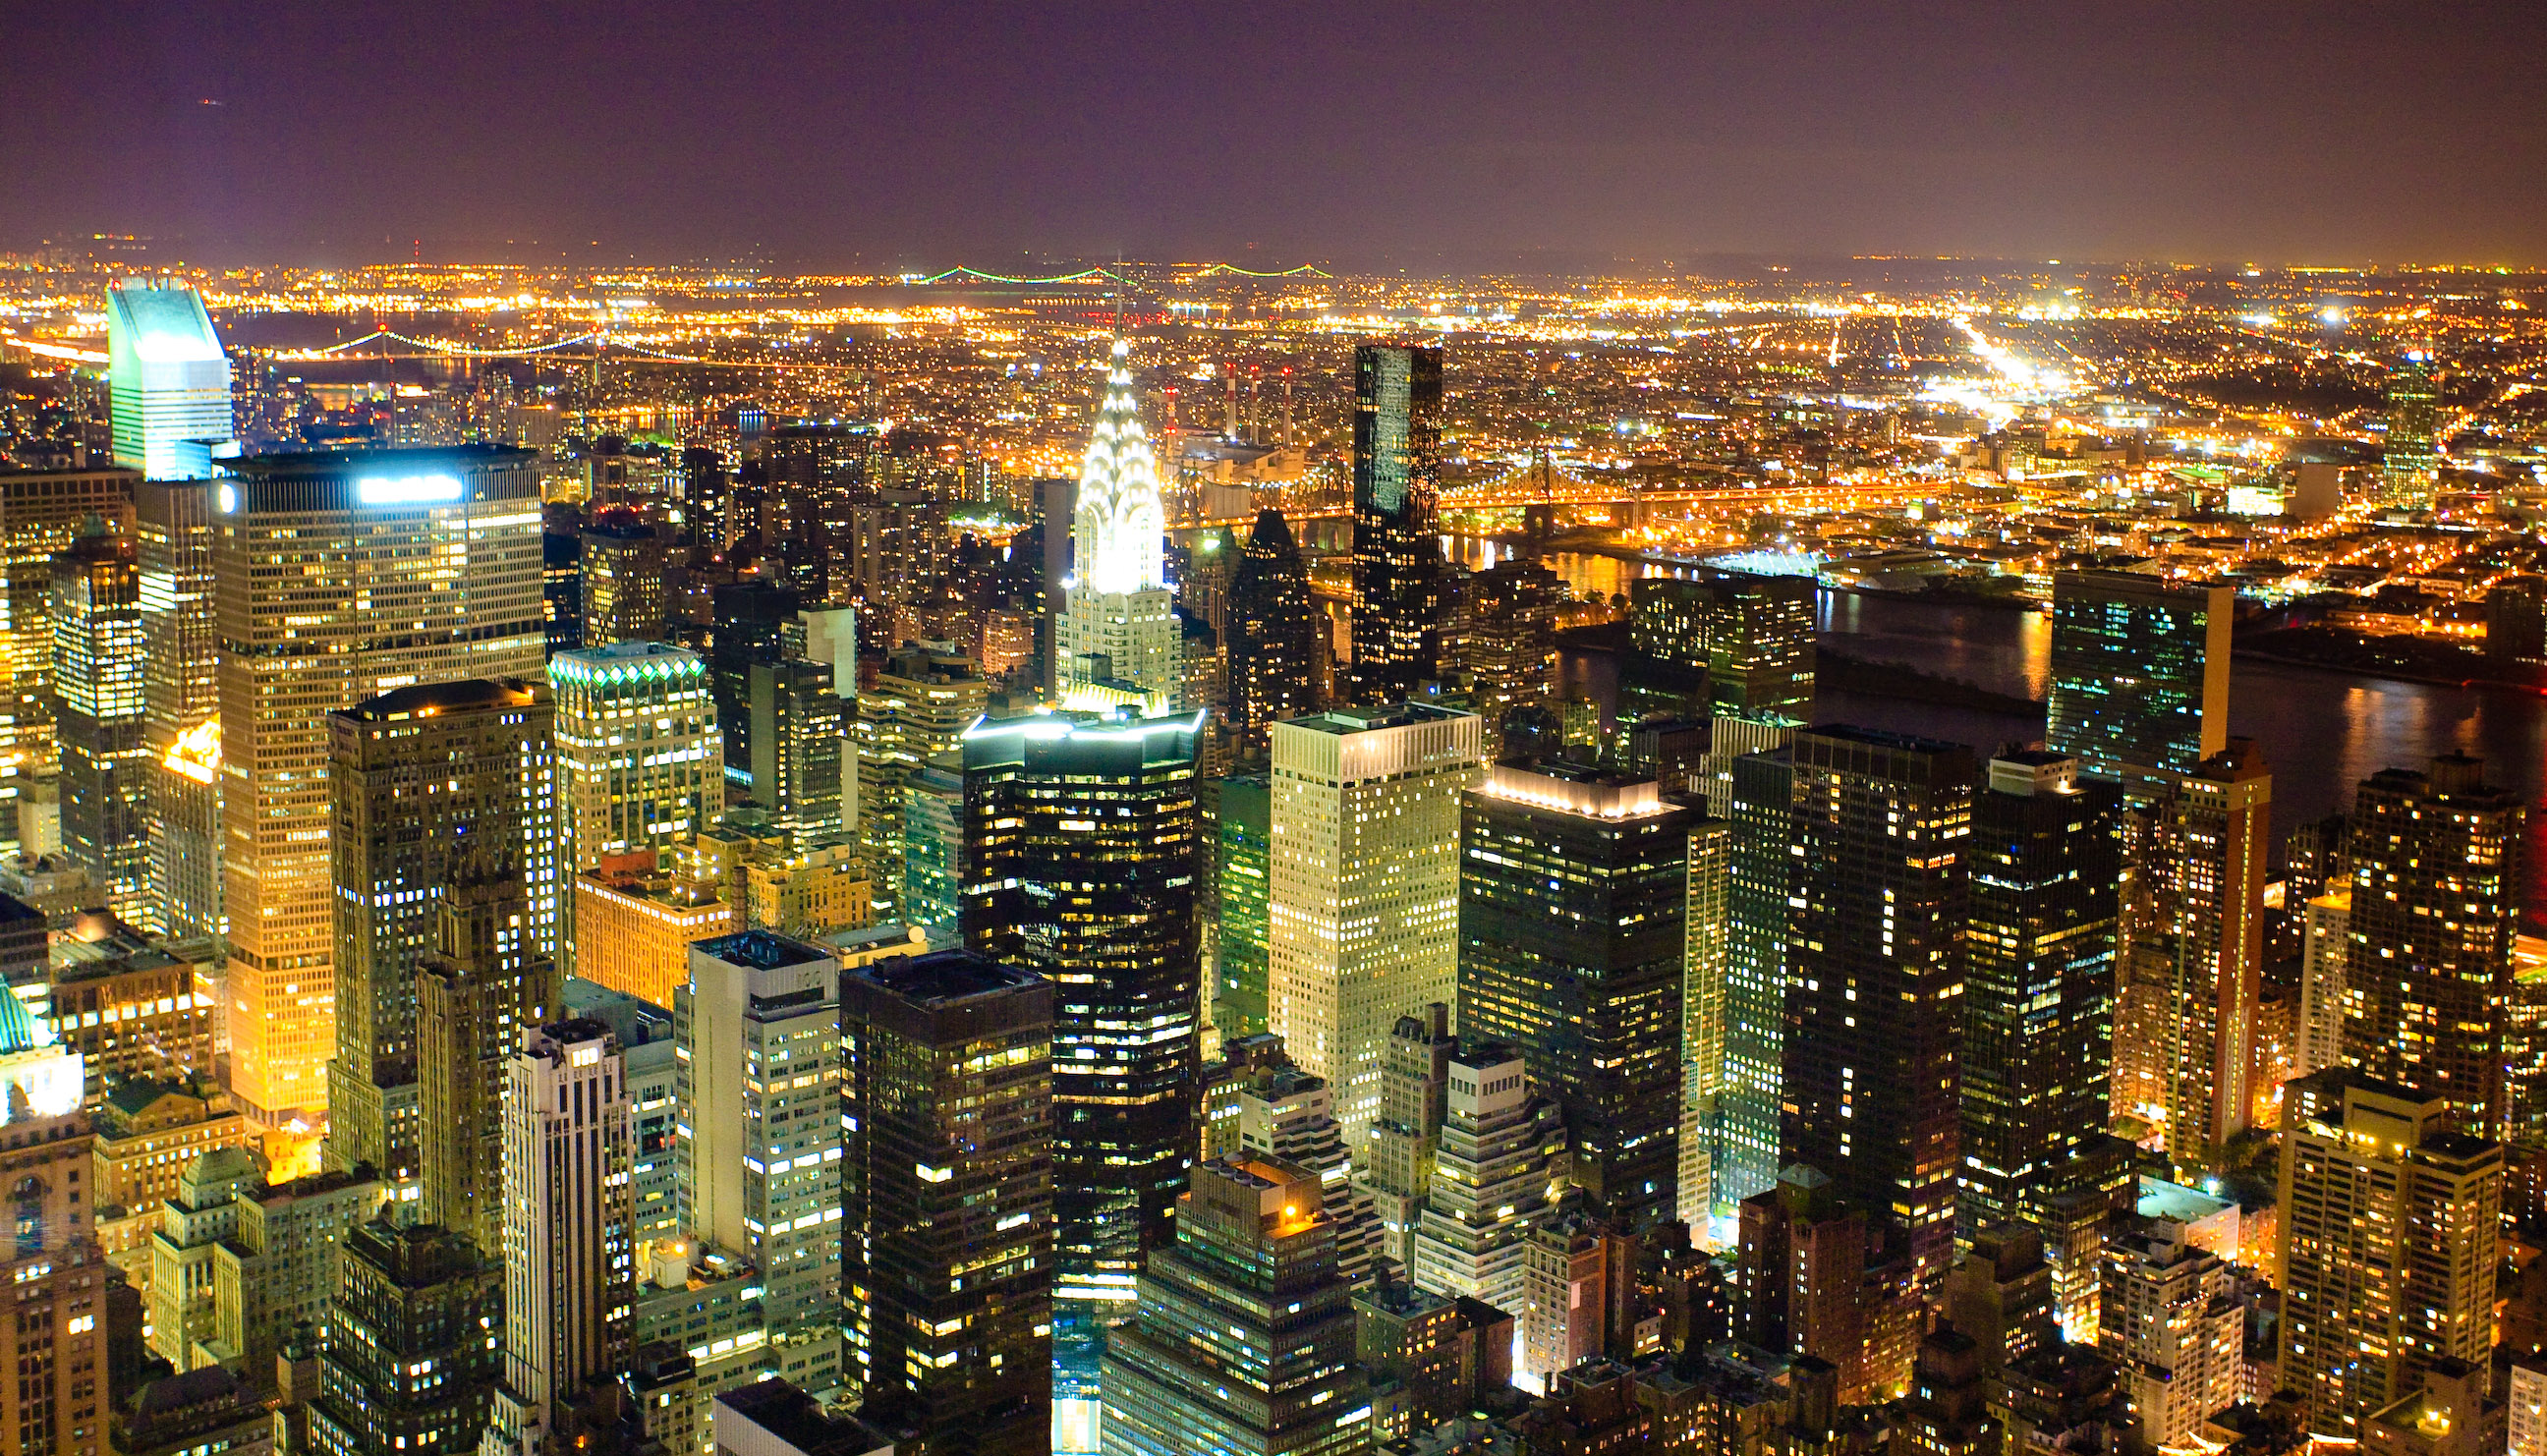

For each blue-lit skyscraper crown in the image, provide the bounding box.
[105,277,233,481]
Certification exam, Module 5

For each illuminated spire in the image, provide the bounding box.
[1073,339,1166,596]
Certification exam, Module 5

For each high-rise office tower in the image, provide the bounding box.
[2381,358,2442,505]
[2340,754,2523,1136]
[1224,509,1316,749]
[327,681,555,1186]
[1679,815,1731,1234]
[576,509,669,646]
[839,949,1052,1453]
[1059,341,1177,712]
[854,645,987,912]
[0,467,139,855]
[746,655,848,848]
[1228,1057,1387,1286]
[1348,343,1445,704]
[675,930,843,1396]
[549,641,719,978]
[1269,703,1482,1148]
[1407,1041,1569,1317]
[136,479,221,939]
[1449,559,1566,732]
[215,445,544,1126]
[1783,728,1973,1296]
[899,758,964,934]
[2097,1219,2242,1453]
[2276,1070,2502,1436]
[307,1219,500,1456]
[52,525,149,919]
[1212,771,1272,1042]
[960,711,1203,1309]
[541,530,582,657]
[708,580,799,779]
[1364,1003,1454,1265]
[1627,569,1818,723]
[0,1097,105,1456]
[416,885,558,1256]
[1458,761,1686,1235]
[491,1019,635,1443]
[1099,1157,1372,1456]
[1717,750,1796,1211]
[1958,752,2123,1237]
[105,278,231,481]
[2045,571,2232,798]
[2114,741,2270,1173]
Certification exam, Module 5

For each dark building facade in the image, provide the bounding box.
[839,949,1052,1456]
[1224,509,1316,748]
[307,1219,499,1456]
[52,526,148,921]
[1957,753,2124,1238]
[2045,571,2231,797]
[1783,727,1974,1299]
[1458,761,1687,1234]
[1348,344,1445,704]
[1627,569,1818,723]
[1212,772,1272,1044]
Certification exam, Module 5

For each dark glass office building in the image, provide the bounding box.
[1718,748,1796,1210]
[1783,727,1974,1298]
[1212,772,1272,1043]
[1457,761,1688,1234]
[1225,509,1317,745]
[1957,752,2123,1238]
[2045,570,2230,797]
[306,1219,499,1456]
[1348,344,1445,704]
[1627,569,1818,723]
[841,949,1053,1456]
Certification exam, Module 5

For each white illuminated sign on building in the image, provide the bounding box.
[357,474,463,505]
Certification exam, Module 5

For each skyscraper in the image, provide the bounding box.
[960,712,1204,1309]
[1224,508,1316,749]
[1783,728,1974,1296]
[575,509,669,646]
[1678,815,1731,1233]
[51,525,149,920]
[325,679,555,1187]
[1628,569,1818,723]
[2276,1070,2501,1436]
[839,949,1051,1454]
[2380,358,2442,505]
[1364,1003,1454,1265]
[215,445,545,1126]
[1268,703,1483,1148]
[490,1019,635,1445]
[1098,1157,1372,1456]
[1212,771,1271,1043]
[675,930,843,1397]
[307,1219,500,1456]
[136,479,220,939]
[1716,749,1795,1211]
[1348,343,1445,703]
[2097,1219,2242,1453]
[104,278,231,481]
[1458,761,1686,1235]
[2114,741,2270,1172]
[1407,1041,1569,1318]
[1059,341,1177,711]
[2045,571,2231,798]
[854,645,987,913]
[416,885,558,1257]
[549,641,719,977]
[746,656,849,848]
[1958,753,2124,1237]
[2341,755,2523,1136]
[0,466,139,855]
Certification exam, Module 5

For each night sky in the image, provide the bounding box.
[9,2,2543,268]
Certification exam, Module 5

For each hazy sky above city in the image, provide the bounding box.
[10,1,2543,269]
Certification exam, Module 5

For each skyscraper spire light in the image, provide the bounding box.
[1072,339,1166,597]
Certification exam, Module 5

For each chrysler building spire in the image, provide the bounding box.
[1072,339,1166,596]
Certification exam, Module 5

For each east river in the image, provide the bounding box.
[1457,540,2547,916]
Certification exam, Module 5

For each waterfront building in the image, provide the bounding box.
[1627,568,1818,723]
[675,931,842,1396]
[1225,509,1316,748]
[306,1219,498,1456]
[1783,728,1974,1297]
[838,949,1051,1453]
[415,886,558,1257]
[214,445,544,1126]
[2276,1070,2501,1436]
[52,526,148,919]
[549,641,720,977]
[325,679,555,1187]
[2045,571,2232,798]
[1098,1157,1371,1456]
[960,711,1202,1311]
[1059,341,1178,712]
[1348,343,1446,703]
[2341,754,2523,1136]
[1458,761,1686,1235]
[2114,741,2270,1173]
[1269,702,1482,1148]
[106,278,231,481]
[1958,753,2125,1237]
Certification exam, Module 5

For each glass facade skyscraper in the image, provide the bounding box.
[2045,570,2231,798]
[105,277,231,481]
[1225,508,1316,746]
[1717,748,1796,1211]
[52,526,148,920]
[1211,771,1271,1043]
[1457,761,1687,1235]
[1628,568,1818,723]
[1348,344,1445,703]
